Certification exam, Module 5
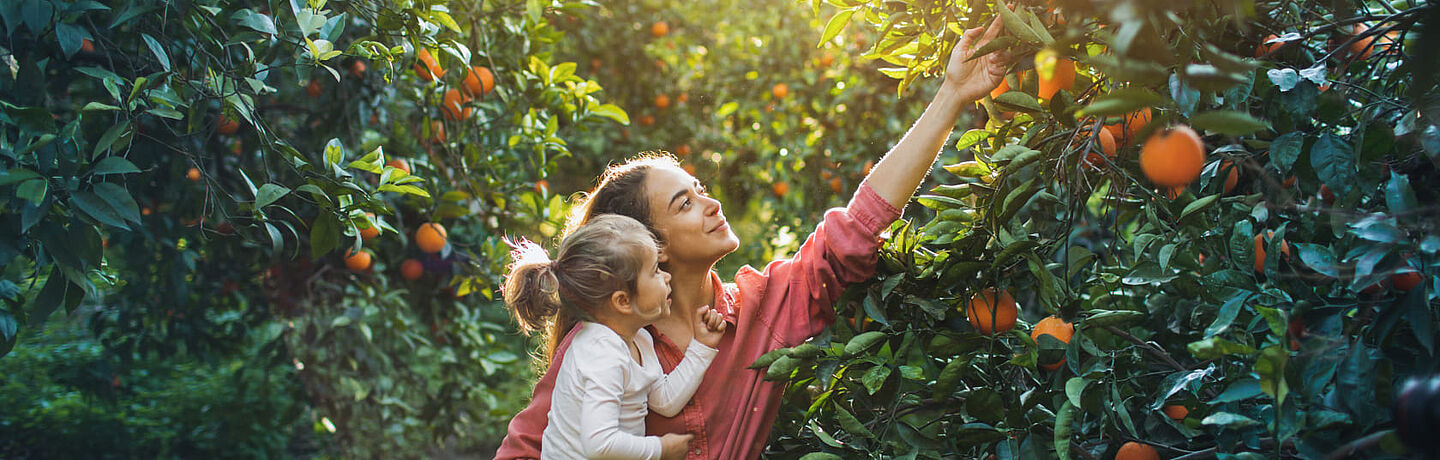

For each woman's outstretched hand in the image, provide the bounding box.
[943,15,1010,104]
[693,306,727,348]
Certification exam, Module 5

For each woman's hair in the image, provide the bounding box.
[564,152,680,242]
[502,214,658,364]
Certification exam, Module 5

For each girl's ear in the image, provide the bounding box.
[610,290,634,315]
[657,251,670,264]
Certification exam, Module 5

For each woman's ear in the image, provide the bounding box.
[610,290,635,315]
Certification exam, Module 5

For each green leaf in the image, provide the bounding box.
[1179,194,1219,220]
[256,183,290,208]
[933,357,966,398]
[234,8,277,35]
[955,129,992,151]
[1212,379,1262,403]
[324,138,345,166]
[56,22,87,58]
[311,212,340,259]
[1203,293,1248,338]
[1293,243,1340,278]
[71,191,128,229]
[818,9,855,46]
[1189,111,1269,135]
[861,365,890,394]
[1187,337,1257,360]
[93,182,141,225]
[1054,400,1076,460]
[843,331,887,357]
[1078,88,1163,117]
[581,103,627,125]
[1201,412,1261,428]
[16,179,47,205]
[1269,132,1304,172]
[834,406,873,438]
[1385,171,1418,214]
[140,33,170,71]
[715,102,739,118]
[1255,345,1289,404]
[1311,133,1354,196]
[995,2,1040,43]
[798,453,844,460]
[92,156,140,175]
[91,120,131,159]
[81,101,121,112]
[994,92,1044,113]
[0,168,41,186]
[377,184,431,198]
[765,355,801,381]
[749,348,786,369]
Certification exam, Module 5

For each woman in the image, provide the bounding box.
[497,18,1010,460]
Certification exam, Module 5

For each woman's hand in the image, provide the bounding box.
[659,433,694,460]
[942,15,1009,104]
[693,306,727,348]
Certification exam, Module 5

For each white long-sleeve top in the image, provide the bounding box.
[540,322,718,460]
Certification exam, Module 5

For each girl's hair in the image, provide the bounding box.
[502,214,658,364]
[564,152,680,242]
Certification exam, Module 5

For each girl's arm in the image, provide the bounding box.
[865,17,1009,210]
[647,337,718,417]
[579,336,665,459]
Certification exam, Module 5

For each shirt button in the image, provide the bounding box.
[694,448,702,455]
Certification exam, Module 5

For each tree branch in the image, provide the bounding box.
[1321,430,1393,460]
[1103,325,1188,372]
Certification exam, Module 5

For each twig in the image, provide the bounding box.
[1103,325,1187,372]
[1171,437,1278,460]
[1321,430,1393,460]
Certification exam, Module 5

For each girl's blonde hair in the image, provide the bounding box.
[502,214,657,364]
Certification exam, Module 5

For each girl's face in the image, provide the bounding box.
[644,166,740,269]
[631,245,672,322]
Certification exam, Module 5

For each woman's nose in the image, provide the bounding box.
[702,195,721,215]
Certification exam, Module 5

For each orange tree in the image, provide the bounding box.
[543,0,978,275]
[0,0,627,455]
[749,0,1440,458]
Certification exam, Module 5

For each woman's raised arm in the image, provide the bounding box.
[865,16,1009,210]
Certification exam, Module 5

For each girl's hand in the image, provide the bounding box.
[659,433,694,460]
[943,15,1009,104]
[693,306,727,348]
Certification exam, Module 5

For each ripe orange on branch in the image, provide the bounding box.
[306,79,323,98]
[1030,316,1074,371]
[1255,34,1286,57]
[1117,442,1160,460]
[442,89,473,121]
[1104,107,1152,146]
[1253,231,1292,273]
[217,115,240,135]
[462,66,495,98]
[1080,128,1117,170]
[1218,160,1239,194]
[651,21,669,38]
[772,83,789,99]
[654,94,671,109]
[967,288,1018,335]
[1140,125,1205,188]
[1163,405,1189,420]
[414,48,446,81]
[1037,58,1075,101]
[360,213,380,240]
[386,159,411,174]
[186,167,201,182]
[401,259,424,280]
[345,248,373,272]
[416,222,448,253]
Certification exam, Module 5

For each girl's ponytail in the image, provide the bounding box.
[502,238,562,334]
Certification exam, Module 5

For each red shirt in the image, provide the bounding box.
[494,182,900,459]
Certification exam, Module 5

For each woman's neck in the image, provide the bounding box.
[660,262,716,327]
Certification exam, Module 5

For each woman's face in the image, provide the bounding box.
[644,165,740,269]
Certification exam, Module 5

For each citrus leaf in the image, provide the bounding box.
[818,9,855,47]
[1189,110,1269,135]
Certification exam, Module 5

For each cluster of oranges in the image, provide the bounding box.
[342,221,449,280]
[412,48,497,124]
[962,289,1077,371]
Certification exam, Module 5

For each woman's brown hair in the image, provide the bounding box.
[502,214,657,365]
[564,152,679,241]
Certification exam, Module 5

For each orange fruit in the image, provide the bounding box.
[1349,24,1398,59]
[639,115,655,127]
[989,78,1010,100]
[1139,125,1205,188]
[186,167,201,182]
[829,177,843,194]
[442,89,473,121]
[142,207,152,216]
[819,54,834,67]
[677,93,689,104]
[862,160,874,176]
[1319,184,1335,205]
[772,83,789,99]
[655,94,671,109]
[414,48,445,81]
[967,288,1018,335]
[1104,107,1153,146]
[772,182,789,198]
[349,60,366,78]
[81,38,95,53]
[416,222,448,253]
[1081,128,1117,169]
[462,66,495,98]
[1163,405,1189,420]
[360,213,380,240]
[1253,231,1292,273]
[344,248,373,271]
[386,159,411,174]
[1037,58,1075,101]
[1164,186,1185,200]
[1030,316,1074,371]
[1219,160,1239,194]
[674,144,691,156]
[217,115,240,135]
[1255,34,1284,57]
[306,79,323,98]
[401,259,424,280]
[430,121,446,144]
[1116,442,1160,460]
[682,164,696,175]
[535,179,549,194]
[651,21,669,38]
[1392,270,1422,292]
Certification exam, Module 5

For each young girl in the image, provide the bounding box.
[503,214,727,460]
